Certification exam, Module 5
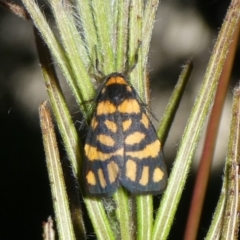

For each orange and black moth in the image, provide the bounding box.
[84,72,167,195]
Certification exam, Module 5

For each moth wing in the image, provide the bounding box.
[121,109,168,194]
[84,113,124,195]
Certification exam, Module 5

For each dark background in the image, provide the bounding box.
[0,0,239,239]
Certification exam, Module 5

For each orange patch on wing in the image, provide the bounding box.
[126,140,160,159]
[125,132,145,145]
[126,159,137,181]
[153,167,164,182]
[98,169,107,188]
[118,99,140,114]
[107,161,119,183]
[104,119,117,133]
[122,119,132,131]
[97,134,115,146]
[139,166,149,186]
[85,144,124,161]
[91,117,98,130]
[140,113,149,129]
[97,101,116,115]
[86,171,96,185]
